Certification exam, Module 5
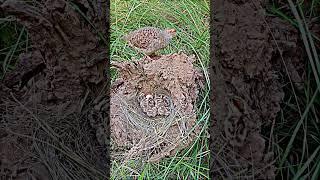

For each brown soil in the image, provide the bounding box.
[0,0,109,179]
[211,0,304,179]
[110,53,203,163]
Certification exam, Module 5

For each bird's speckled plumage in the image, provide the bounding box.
[138,93,171,117]
[123,27,176,55]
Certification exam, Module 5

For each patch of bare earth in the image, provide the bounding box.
[0,0,109,179]
[110,53,203,165]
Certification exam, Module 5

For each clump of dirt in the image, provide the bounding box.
[110,53,203,162]
[211,0,305,179]
[0,0,109,179]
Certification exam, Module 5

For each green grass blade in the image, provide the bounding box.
[293,146,320,180]
[287,0,320,88]
[311,160,320,180]
[1,26,25,79]
[278,86,319,169]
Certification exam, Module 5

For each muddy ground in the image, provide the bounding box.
[211,0,306,179]
[0,0,312,179]
[0,0,109,179]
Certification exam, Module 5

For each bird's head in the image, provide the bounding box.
[165,28,177,38]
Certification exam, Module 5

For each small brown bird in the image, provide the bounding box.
[123,27,176,56]
[138,93,171,117]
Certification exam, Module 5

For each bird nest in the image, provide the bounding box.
[110,52,203,163]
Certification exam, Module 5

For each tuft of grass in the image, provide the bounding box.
[110,0,210,179]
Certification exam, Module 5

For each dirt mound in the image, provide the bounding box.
[211,0,304,179]
[0,0,109,179]
[110,53,203,162]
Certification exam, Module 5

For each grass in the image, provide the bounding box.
[0,14,28,79]
[268,0,320,179]
[110,0,210,179]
